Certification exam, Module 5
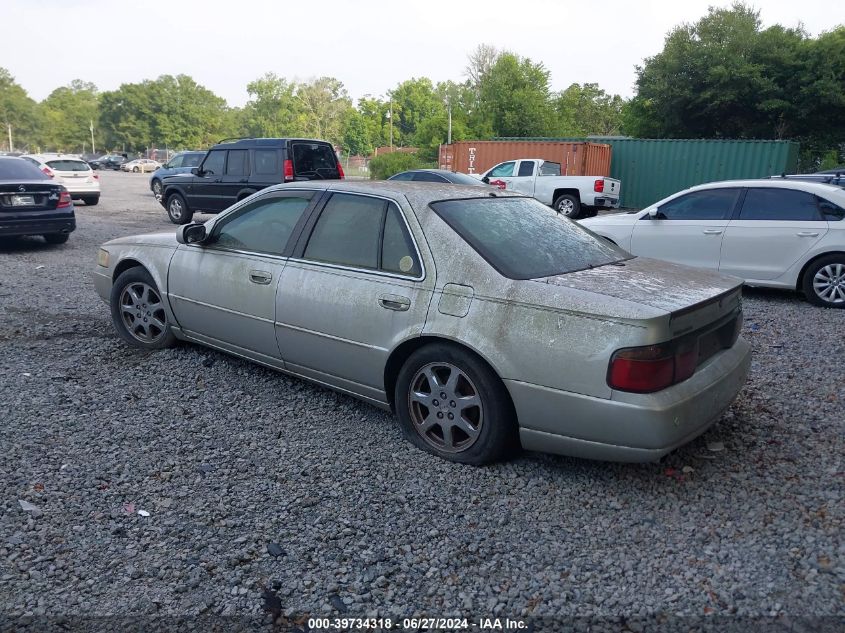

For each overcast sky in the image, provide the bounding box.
[2,0,838,106]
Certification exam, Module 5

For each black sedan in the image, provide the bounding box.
[0,157,75,244]
[388,169,491,185]
[89,154,128,170]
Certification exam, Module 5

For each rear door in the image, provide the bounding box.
[509,160,537,196]
[220,149,249,205]
[630,188,740,271]
[719,187,829,280]
[248,148,282,189]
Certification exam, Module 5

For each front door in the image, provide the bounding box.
[630,187,741,271]
[167,190,318,360]
[719,187,829,280]
[185,149,228,212]
[275,192,433,402]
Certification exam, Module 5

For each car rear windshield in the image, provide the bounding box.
[291,142,339,178]
[46,160,90,172]
[430,196,629,279]
[0,159,49,181]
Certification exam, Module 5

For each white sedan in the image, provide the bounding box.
[580,179,845,308]
[121,158,161,173]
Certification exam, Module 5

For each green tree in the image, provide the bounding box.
[39,80,99,152]
[0,68,40,151]
[240,73,303,138]
[477,53,555,137]
[294,77,351,144]
[368,151,425,179]
[342,109,373,156]
[553,83,625,137]
[389,78,443,144]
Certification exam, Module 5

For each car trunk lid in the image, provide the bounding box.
[0,181,62,211]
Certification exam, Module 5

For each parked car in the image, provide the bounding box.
[95,182,750,464]
[580,179,845,308]
[159,137,344,224]
[149,151,206,198]
[20,154,100,205]
[477,158,621,219]
[122,158,161,173]
[89,154,128,170]
[0,156,75,243]
[388,169,491,185]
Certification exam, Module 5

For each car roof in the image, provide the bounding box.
[211,137,333,150]
[263,180,520,211]
[688,178,845,195]
[24,154,87,162]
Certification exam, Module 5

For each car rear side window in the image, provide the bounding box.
[381,205,421,276]
[201,150,226,175]
[304,194,384,269]
[430,197,628,280]
[212,194,313,256]
[389,171,415,181]
[46,160,89,172]
[517,161,535,177]
[739,188,823,221]
[657,188,740,220]
[0,159,48,180]
[413,172,448,183]
[291,143,339,179]
[253,150,279,176]
[226,150,248,176]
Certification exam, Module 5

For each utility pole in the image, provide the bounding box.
[7,124,12,152]
[388,103,393,150]
[89,120,96,155]
[446,96,452,145]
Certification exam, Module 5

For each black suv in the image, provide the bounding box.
[160,138,344,224]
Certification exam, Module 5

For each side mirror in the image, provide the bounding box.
[648,208,660,219]
[481,176,489,184]
[191,167,200,175]
[176,223,207,245]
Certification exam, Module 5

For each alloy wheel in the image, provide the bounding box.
[408,362,484,453]
[118,282,168,343]
[168,197,183,220]
[557,199,575,215]
[813,263,845,304]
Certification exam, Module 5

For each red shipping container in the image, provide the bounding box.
[439,141,611,177]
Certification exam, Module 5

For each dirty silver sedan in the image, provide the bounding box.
[94,182,750,465]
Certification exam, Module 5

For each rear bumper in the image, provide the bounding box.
[0,212,76,237]
[64,186,100,196]
[509,338,751,462]
[592,197,619,208]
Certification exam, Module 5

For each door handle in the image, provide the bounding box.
[796,232,819,237]
[702,229,723,235]
[378,294,411,311]
[249,270,272,285]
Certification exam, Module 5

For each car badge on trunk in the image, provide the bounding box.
[18,185,26,192]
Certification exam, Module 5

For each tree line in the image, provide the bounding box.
[0,3,842,169]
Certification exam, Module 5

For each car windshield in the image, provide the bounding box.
[445,172,486,185]
[46,160,90,172]
[430,196,629,279]
[0,159,50,180]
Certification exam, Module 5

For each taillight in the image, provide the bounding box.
[42,166,55,178]
[283,159,294,182]
[57,190,72,208]
[337,162,345,179]
[608,344,675,393]
[92,172,99,180]
[594,179,604,193]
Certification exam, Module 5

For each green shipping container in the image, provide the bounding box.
[497,138,800,209]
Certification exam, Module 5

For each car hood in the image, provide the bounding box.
[579,212,638,227]
[105,231,178,248]
[534,256,742,315]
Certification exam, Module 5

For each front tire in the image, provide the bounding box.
[166,193,193,224]
[554,194,582,219]
[43,233,69,244]
[394,344,517,464]
[110,268,177,349]
[802,255,845,308]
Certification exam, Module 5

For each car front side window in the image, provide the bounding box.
[168,156,183,168]
[488,162,516,178]
[211,194,313,256]
[655,189,740,220]
[201,150,226,176]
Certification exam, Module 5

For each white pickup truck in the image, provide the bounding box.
[478,158,621,219]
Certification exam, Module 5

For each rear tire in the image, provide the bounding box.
[151,180,163,197]
[43,233,69,244]
[554,194,582,219]
[394,343,518,465]
[166,193,193,224]
[802,254,845,308]
[110,268,177,350]
[132,166,140,173]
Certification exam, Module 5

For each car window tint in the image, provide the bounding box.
[517,161,535,177]
[430,197,628,280]
[213,195,312,255]
[413,172,449,183]
[488,161,515,178]
[184,154,203,167]
[292,143,339,179]
[226,150,248,176]
[253,150,279,176]
[445,172,486,185]
[381,204,421,276]
[0,158,49,180]
[539,162,561,176]
[739,188,823,221]
[201,150,226,175]
[46,160,89,172]
[389,171,415,181]
[168,156,183,168]
[304,193,385,269]
[818,198,845,221]
[658,189,739,220]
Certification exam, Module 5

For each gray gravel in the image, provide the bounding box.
[0,171,842,627]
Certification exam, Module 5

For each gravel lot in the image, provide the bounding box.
[1,171,842,629]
